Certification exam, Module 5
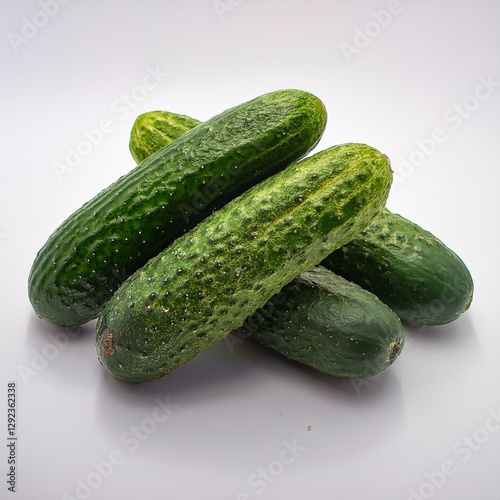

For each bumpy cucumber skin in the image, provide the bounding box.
[129,111,201,163]
[95,143,393,383]
[322,209,474,325]
[239,266,404,378]
[128,109,474,328]
[136,111,474,326]
[28,89,328,326]
[130,112,404,378]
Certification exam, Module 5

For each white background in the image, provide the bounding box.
[1,1,499,499]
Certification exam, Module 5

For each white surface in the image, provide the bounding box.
[1,1,499,499]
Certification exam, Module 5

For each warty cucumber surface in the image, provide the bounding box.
[28,89,327,326]
[322,208,474,325]
[131,110,405,377]
[95,142,393,383]
[129,109,474,327]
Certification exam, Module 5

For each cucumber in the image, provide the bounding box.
[238,266,404,378]
[28,89,328,326]
[128,109,474,326]
[129,111,201,163]
[131,111,404,378]
[322,209,474,325]
[95,142,393,383]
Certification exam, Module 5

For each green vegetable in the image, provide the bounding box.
[128,109,474,326]
[238,266,404,378]
[130,110,404,378]
[322,209,474,325]
[28,89,327,326]
[129,110,201,163]
[95,143,393,383]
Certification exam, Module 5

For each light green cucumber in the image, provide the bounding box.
[129,110,201,163]
[95,143,393,383]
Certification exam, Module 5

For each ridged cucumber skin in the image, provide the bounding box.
[238,266,404,378]
[28,89,328,326]
[95,143,393,383]
[129,111,201,163]
[322,209,474,325]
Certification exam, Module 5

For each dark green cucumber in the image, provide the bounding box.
[95,143,393,383]
[238,266,404,378]
[129,111,201,163]
[322,209,474,325]
[28,89,328,326]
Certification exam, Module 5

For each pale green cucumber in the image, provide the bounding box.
[95,143,393,383]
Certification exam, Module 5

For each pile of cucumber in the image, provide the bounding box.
[28,89,473,384]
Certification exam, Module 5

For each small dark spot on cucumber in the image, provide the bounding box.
[103,332,114,356]
[387,339,403,364]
